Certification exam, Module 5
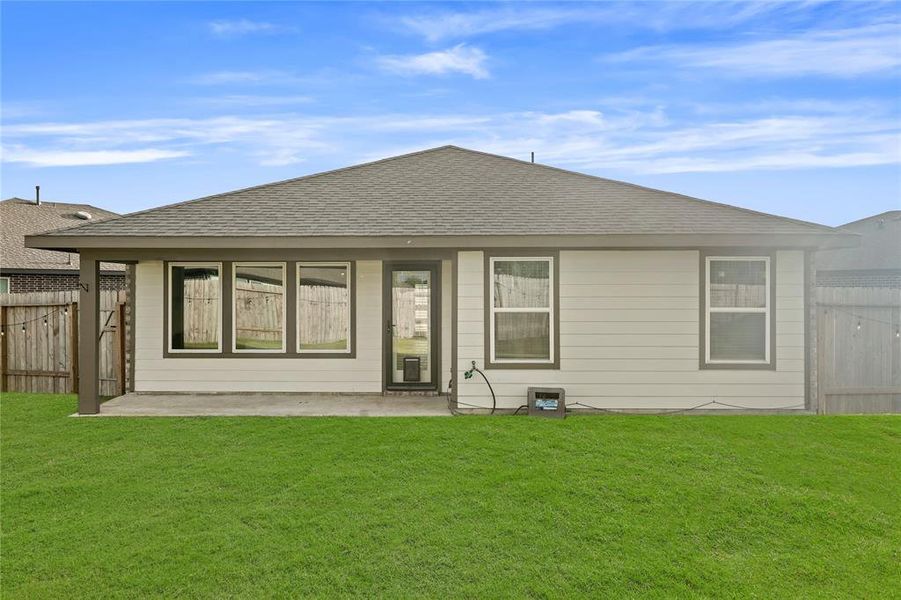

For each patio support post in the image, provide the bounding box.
[450,251,459,410]
[78,252,101,414]
[805,249,819,413]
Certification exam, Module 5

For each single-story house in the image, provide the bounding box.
[26,146,857,415]
[816,210,901,288]
[1,195,126,293]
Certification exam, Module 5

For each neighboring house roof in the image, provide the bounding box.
[0,198,125,271]
[816,210,901,272]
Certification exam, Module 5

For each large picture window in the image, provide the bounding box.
[233,263,286,352]
[489,256,555,365]
[705,256,771,365]
[168,263,222,352]
[298,263,351,353]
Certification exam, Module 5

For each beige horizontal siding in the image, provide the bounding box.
[133,260,384,393]
[456,250,806,410]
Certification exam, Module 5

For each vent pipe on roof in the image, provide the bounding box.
[530,152,535,164]
[35,185,40,205]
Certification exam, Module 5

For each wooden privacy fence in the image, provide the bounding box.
[817,287,901,413]
[0,290,128,396]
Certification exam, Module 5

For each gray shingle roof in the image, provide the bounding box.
[39,146,837,238]
[0,198,124,271]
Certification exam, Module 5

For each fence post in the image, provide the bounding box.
[117,302,126,396]
[0,305,7,393]
[70,302,79,393]
[816,305,826,414]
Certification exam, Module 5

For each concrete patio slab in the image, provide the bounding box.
[86,393,452,417]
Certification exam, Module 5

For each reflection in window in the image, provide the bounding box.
[709,313,767,361]
[490,257,554,363]
[298,264,351,353]
[495,312,550,360]
[706,257,770,363]
[709,260,767,308]
[169,264,221,351]
[234,264,285,351]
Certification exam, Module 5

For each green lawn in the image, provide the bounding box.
[2,394,899,598]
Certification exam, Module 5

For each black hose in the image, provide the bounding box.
[469,364,497,415]
[447,363,498,415]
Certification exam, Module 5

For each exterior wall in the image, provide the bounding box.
[134,258,454,394]
[134,260,383,393]
[456,250,806,410]
[2,271,125,293]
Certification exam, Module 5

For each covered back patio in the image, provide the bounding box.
[62,248,459,415]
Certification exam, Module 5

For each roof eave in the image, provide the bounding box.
[26,232,860,253]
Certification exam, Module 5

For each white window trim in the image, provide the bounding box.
[168,262,223,354]
[705,256,770,365]
[489,256,555,364]
[232,262,287,354]
[0,276,9,294]
[297,262,352,354]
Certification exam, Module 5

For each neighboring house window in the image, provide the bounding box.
[0,277,9,294]
[233,263,286,353]
[169,263,222,352]
[489,256,555,365]
[704,256,772,366]
[297,263,352,353]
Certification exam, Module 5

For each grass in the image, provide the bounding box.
[2,393,899,598]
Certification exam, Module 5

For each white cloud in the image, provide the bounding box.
[534,110,606,127]
[394,2,835,41]
[208,19,289,37]
[1,101,50,120]
[398,7,599,42]
[376,45,489,79]
[191,95,314,108]
[190,70,303,85]
[607,24,901,77]
[3,104,898,173]
[2,147,189,167]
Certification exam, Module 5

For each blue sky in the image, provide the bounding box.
[2,1,899,226]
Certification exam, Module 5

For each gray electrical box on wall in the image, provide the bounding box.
[527,387,566,418]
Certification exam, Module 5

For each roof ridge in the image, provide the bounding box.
[445,146,839,234]
[1,197,118,212]
[840,209,901,227]
[60,145,461,234]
